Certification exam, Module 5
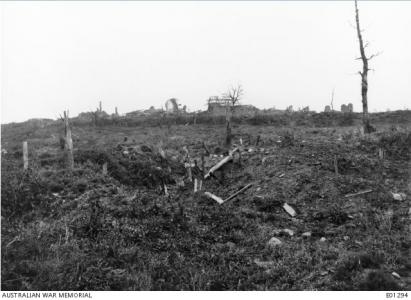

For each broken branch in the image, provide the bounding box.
[224,183,253,203]
[204,148,239,179]
[344,189,373,198]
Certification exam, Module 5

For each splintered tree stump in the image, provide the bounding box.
[23,141,28,170]
[64,111,74,170]
[102,163,108,175]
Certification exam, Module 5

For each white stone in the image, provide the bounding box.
[302,232,312,238]
[320,237,326,242]
[267,237,282,248]
[392,192,406,201]
[282,229,294,236]
[392,272,401,279]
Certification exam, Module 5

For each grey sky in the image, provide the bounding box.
[1,1,410,123]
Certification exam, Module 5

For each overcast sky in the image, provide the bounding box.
[1,1,410,123]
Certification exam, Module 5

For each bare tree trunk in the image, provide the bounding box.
[64,111,74,170]
[355,0,374,134]
[23,141,28,170]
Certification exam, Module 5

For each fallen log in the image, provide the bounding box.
[204,192,224,204]
[204,147,239,179]
[344,189,372,198]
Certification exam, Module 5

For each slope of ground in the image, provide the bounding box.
[1,122,411,290]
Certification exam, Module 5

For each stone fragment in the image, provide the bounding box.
[267,237,282,248]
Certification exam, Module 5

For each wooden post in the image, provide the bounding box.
[102,162,108,175]
[194,178,198,193]
[99,101,102,112]
[378,148,384,160]
[64,111,74,170]
[115,107,118,116]
[183,146,192,182]
[23,141,28,170]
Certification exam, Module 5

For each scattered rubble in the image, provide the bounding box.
[391,192,406,201]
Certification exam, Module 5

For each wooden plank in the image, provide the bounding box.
[204,192,224,204]
[283,203,297,217]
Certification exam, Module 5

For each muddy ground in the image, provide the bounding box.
[1,122,411,290]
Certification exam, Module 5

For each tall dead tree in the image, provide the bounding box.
[223,84,243,148]
[354,0,378,133]
[63,110,74,169]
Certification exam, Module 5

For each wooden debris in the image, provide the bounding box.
[302,232,312,238]
[183,146,193,182]
[392,272,401,279]
[344,189,373,198]
[194,178,198,193]
[204,192,224,204]
[392,192,406,201]
[283,203,297,217]
[224,183,253,203]
[204,148,239,179]
[164,184,169,197]
[198,180,202,191]
[102,162,108,175]
[22,141,28,170]
[64,111,74,170]
[185,163,193,182]
[378,148,384,159]
[202,141,211,155]
[254,259,275,269]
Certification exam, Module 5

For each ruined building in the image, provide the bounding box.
[207,96,258,116]
[341,103,354,113]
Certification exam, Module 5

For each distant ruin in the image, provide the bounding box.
[341,103,354,113]
[207,96,258,116]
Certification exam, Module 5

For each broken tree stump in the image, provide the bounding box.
[183,146,193,182]
[102,162,108,175]
[23,141,28,170]
[64,111,74,170]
